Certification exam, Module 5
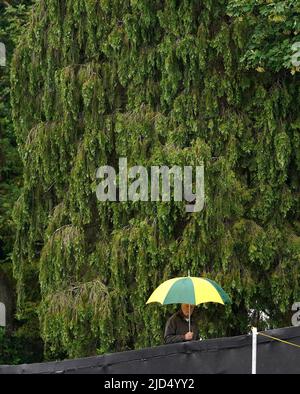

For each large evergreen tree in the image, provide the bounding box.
[10,0,300,359]
[0,0,34,302]
[0,1,24,283]
[0,0,43,364]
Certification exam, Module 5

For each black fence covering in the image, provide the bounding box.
[0,326,299,374]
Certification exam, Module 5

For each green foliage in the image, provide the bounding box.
[0,1,30,269]
[10,0,300,360]
[0,327,43,365]
[0,0,44,364]
[227,0,300,73]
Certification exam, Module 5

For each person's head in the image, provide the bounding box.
[181,304,195,318]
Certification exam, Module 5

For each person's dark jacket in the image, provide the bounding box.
[164,310,199,344]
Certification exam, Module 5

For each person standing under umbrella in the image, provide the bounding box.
[147,275,231,343]
[164,304,200,344]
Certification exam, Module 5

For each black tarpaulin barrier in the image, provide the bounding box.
[0,326,300,374]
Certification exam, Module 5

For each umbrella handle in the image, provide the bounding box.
[188,271,191,333]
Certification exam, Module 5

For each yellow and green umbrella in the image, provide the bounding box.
[146,276,231,331]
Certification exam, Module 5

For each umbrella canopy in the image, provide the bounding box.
[146,276,231,306]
